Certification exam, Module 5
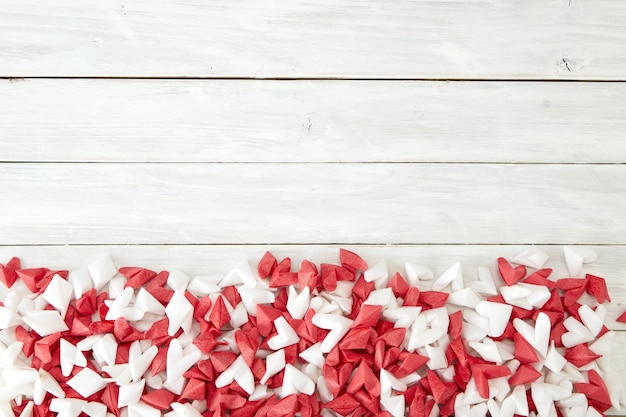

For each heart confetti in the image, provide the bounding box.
[0,249,624,417]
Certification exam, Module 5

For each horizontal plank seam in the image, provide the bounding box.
[3,76,626,83]
[1,243,625,247]
[2,162,626,166]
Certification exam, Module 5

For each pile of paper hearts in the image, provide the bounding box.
[1,247,625,417]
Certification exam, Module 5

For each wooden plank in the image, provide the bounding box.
[1,163,625,245]
[2,244,625,329]
[2,79,626,163]
[1,0,625,79]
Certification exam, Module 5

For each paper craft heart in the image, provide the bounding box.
[475,301,513,337]
[512,312,551,358]
[497,257,527,286]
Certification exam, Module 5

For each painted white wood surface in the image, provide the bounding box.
[2,0,625,413]
[2,79,626,162]
[1,0,626,79]
[1,163,625,245]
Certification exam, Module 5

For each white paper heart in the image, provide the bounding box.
[364,260,389,288]
[66,368,108,398]
[432,262,463,292]
[448,288,481,309]
[476,301,513,337]
[563,246,597,277]
[578,304,605,337]
[286,285,310,320]
[117,379,145,408]
[311,313,353,353]
[165,339,201,388]
[470,266,498,296]
[562,316,595,348]
[282,363,315,396]
[87,255,118,291]
[512,312,550,358]
[60,339,87,377]
[405,262,434,286]
[41,274,74,318]
[260,349,286,384]
[299,342,324,369]
[469,339,503,363]
[214,355,255,394]
[268,316,300,350]
[381,306,422,328]
[512,247,550,269]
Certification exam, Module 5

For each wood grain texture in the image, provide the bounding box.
[1,163,625,245]
[2,0,626,411]
[1,244,624,329]
[2,79,626,163]
[1,0,626,79]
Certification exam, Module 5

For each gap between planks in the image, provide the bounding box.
[2,162,626,165]
[4,77,626,82]
[1,243,626,247]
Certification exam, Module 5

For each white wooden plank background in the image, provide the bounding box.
[1,163,626,245]
[1,79,626,163]
[1,0,626,79]
[1,0,625,414]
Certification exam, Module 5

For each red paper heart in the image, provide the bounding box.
[497,257,526,286]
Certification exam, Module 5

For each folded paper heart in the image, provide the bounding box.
[404,262,434,287]
[544,341,567,373]
[164,339,202,391]
[164,290,194,336]
[311,313,353,353]
[511,247,550,269]
[513,312,551,358]
[469,266,498,296]
[22,310,69,337]
[432,262,463,292]
[282,364,315,396]
[260,348,286,384]
[59,339,87,377]
[88,254,118,290]
[381,306,422,328]
[286,285,310,320]
[41,274,74,318]
[531,381,573,417]
[67,368,109,398]
[267,316,300,350]
[475,301,513,337]
[497,258,527,286]
[562,316,596,348]
[447,288,481,309]
[364,259,389,287]
[563,246,597,277]
[214,355,255,395]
